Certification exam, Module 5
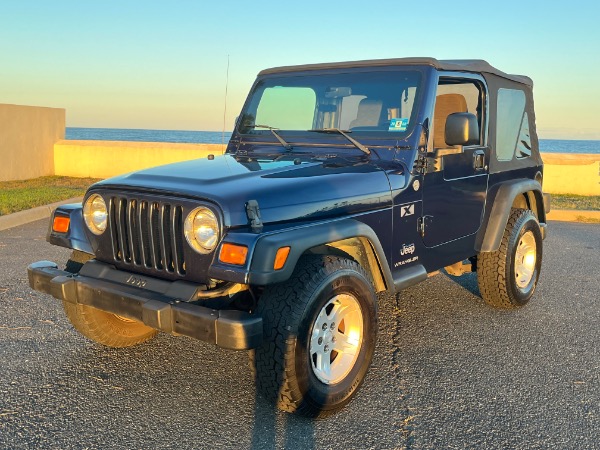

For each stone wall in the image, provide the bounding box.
[54,140,224,178]
[542,153,599,196]
[54,140,599,196]
[0,103,65,181]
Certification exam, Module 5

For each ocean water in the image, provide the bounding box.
[66,127,600,154]
[538,139,600,154]
[66,127,232,144]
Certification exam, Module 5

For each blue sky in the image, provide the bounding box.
[1,0,599,139]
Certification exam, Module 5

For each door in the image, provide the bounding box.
[421,78,489,248]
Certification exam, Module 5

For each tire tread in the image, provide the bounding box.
[477,208,539,308]
[252,255,374,417]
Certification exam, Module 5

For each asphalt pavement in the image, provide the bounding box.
[0,219,598,449]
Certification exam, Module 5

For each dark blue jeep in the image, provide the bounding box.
[28,58,549,417]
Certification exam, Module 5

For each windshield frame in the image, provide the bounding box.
[234,66,430,144]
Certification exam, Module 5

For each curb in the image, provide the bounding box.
[0,198,83,232]
[546,209,600,223]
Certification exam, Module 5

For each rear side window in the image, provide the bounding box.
[496,89,531,161]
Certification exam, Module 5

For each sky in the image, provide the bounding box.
[1,0,599,139]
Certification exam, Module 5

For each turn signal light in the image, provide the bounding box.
[274,246,291,270]
[52,216,70,233]
[219,243,248,266]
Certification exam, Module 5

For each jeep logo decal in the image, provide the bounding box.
[400,243,416,256]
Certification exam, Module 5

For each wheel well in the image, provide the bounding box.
[511,191,545,222]
[304,237,387,293]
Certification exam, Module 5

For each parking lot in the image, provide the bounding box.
[1,219,598,449]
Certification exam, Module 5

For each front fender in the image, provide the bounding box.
[47,204,93,255]
[208,218,393,288]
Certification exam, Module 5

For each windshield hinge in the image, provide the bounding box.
[413,155,429,174]
[245,200,263,233]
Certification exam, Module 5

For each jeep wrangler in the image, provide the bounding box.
[28,58,549,417]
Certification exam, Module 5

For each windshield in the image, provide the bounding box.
[237,69,423,138]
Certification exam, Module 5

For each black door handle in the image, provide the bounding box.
[473,150,486,170]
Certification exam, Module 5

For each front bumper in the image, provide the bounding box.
[27,260,263,350]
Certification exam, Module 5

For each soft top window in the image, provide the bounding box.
[496,88,531,161]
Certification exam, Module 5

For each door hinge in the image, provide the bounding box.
[417,215,432,237]
[417,217,425,237]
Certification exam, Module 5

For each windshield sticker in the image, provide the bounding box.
[389,118,409,132]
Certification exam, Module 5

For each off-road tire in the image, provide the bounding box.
[62,251,158,348]
[477,208,543,308]
[251,255,377,417]
[65,250,93,274]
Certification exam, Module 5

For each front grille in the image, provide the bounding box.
[109,197,186,276]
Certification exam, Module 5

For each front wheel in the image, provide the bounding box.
[252,255,377,417]
[62,251,158,348]
[477,208,543,308]
[62,301,158,348]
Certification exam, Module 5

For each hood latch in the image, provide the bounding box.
[245,200,263,233]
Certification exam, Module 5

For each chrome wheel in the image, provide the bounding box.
[515,230,537,288]
[309,293,363,385]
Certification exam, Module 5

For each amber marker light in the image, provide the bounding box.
[52,216,70,233]
[274,246,291,270]
[219,243,248,266]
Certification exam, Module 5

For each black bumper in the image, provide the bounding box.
[27,260,263,350]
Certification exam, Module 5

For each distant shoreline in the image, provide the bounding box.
[65,127,600,154]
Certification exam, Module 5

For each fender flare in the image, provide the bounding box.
[47,204,94,255]
[246,218,394,289]
[476,179,545,253]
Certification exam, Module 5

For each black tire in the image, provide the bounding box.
[477,208,543,308]
[62,251,158,348]
[251,255,377,417]
[65,250,93,274]
[63,302,158,348]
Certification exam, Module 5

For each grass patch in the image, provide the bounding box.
[0,176,100,216]
[550,194,600,211]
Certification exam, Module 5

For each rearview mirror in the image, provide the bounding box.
[445,112,479,146]
[325,87,352,98]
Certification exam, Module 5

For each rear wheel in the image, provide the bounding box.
[251,255,377,417]
[62,251,158,348]
[477,208,543,308]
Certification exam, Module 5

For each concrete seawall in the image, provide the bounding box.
[52,139,599,196]
[0,103,65,181]
[54,140,225,178]
[541,153,599,196]
[1,103,597,195]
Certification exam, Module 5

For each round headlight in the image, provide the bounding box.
[83,194,107,235]
[184,207,219,254]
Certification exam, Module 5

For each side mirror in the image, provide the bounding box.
[445,112,479,146]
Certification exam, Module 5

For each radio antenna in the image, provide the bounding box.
[221,54,230,152]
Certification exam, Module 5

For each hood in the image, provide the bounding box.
[93,154,395,228]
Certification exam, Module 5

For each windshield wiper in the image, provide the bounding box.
[307,128,370,155]
[248,124,293,151]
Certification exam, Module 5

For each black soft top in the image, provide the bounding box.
[259,57,532,87]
